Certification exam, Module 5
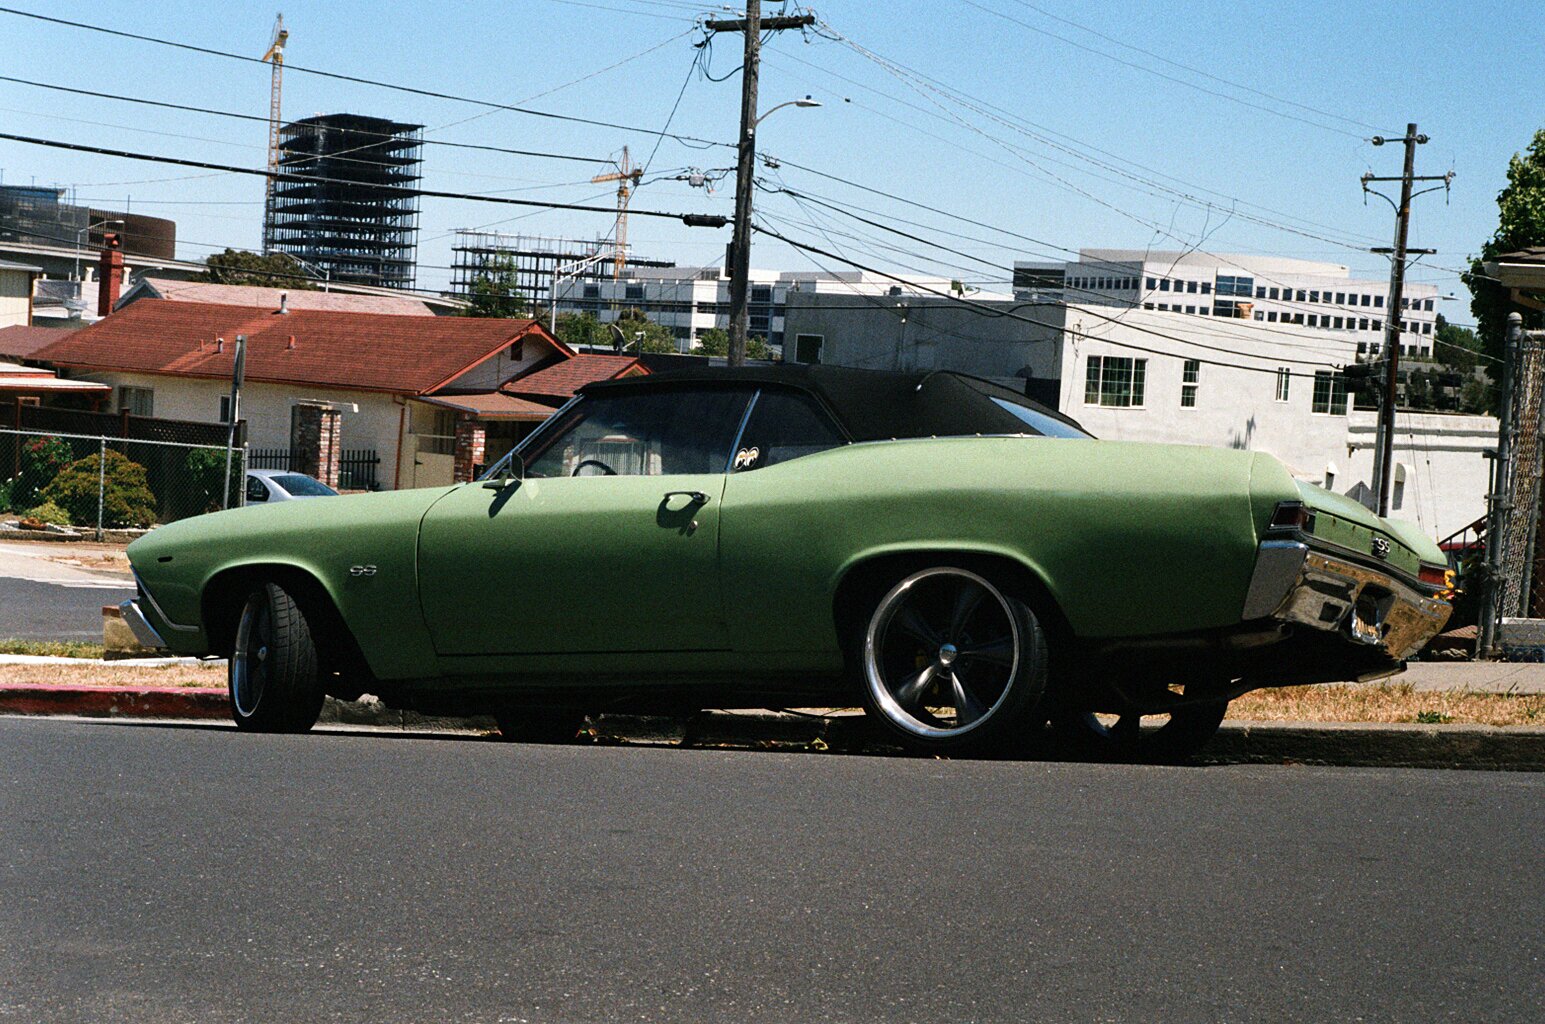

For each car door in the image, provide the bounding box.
[718,387,853,657]
[417,385,753,658]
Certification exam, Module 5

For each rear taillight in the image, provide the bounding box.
[1419,564,1453,588]
[1269,501,1311,531]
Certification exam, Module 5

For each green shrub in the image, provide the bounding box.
[42,450,158,528]
[22,501,72,526]
[184,447,240,513]
[8,435,73,511]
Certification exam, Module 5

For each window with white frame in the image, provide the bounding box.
[1180,359,1200,408]
[1275,367,1291,402]
[1311,370,1348,415]
[1084,355,1146,408]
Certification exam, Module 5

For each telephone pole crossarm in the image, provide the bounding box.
[704,15,815,32]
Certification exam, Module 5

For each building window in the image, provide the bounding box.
[1424,298,1434,311]
[1359,318,1369,331]
[1186,280,1197,294]
[1307,314,1319,328]
[1186,305,1197,314]
[1333,316,1344,329]
[1336,292,1346,305]
[1216,274,1254,296]
[1180,359,1199,408]
[1360,294,1371,306]
[118,386,153,417]
[1309,291,1320,303]
[1256,286,1267,299]
[1311,370,1349,415]
[1084,355,1146,408]
[1158,278,1170,291]
[1267,311,1278,322]
[793,333,823,364]
[1146,276,1156,289]
[1275,367,1291,402]
[1374,294,1384,308]
[624,284,644,301]
[1143,302,1155,310]
[219,395,232,423]
[1269,287,1280,300]
[582,284,599,299]
[1254,311,1264,321]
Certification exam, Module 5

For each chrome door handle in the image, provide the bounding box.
[663,490,709,504]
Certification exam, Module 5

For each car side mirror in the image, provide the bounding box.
[481,453,524,488]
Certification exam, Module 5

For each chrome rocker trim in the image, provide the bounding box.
[118,599,167,649]
[1243,540,1452,661]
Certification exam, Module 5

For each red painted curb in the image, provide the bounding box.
[0,684,229,720]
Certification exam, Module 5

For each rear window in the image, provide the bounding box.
[273,474,338,496]
[989,397,1090,439]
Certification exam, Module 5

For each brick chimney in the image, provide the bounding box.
[97,232,124,315]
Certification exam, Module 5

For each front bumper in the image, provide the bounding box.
[1243,540,1452,661]
[118,599,167,650]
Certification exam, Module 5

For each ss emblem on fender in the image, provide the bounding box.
[1370,537,1390,560]
[349,565,378,577]
[733,446,760,470]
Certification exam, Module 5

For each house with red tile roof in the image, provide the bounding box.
[33,299,646,489]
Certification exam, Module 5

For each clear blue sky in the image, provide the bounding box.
[1,0,1537,319]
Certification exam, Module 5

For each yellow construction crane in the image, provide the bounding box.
[260,13,287,252]
[591,146,643,280]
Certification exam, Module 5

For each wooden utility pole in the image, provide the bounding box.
[1361,124,1451,515]
[706,3,814,365]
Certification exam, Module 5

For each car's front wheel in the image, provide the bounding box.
[860,566,1049,755]
[229,583,325,733]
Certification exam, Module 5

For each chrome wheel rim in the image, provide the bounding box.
[864,568,1020,738]
[230,593,272,719]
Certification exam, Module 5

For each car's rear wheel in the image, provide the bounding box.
[1051,682,1229,764]
[229,583,325,733]
[860,566,1048,755]
[495,709,586,744]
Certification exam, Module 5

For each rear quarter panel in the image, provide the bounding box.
[719,436,1265,655]
[126,488,454,679]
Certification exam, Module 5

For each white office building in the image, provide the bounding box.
[1014,250,1441,361]
[553,267,1005,357]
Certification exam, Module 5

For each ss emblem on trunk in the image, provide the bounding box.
[349,565,378,577]
[1371,537,1390,560]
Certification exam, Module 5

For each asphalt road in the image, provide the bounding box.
[0,543,133,641]
[1,718,1540,1024]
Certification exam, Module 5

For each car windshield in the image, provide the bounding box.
[272,474,338,496]
[988,397,1091,439]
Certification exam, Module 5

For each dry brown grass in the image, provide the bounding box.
[1229,682,1545,727]
[0,662,222,689]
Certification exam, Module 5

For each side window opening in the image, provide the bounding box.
[733,389,847,471]
[521,388,752,478]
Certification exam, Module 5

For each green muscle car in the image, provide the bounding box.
[121,365,1453,759]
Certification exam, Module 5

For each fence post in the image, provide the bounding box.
[95,436,106,542]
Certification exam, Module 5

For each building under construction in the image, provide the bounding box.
[0,184,176,261]
[450,231,674,312]
[262,113,423,290]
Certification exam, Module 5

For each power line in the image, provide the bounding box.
[0,74,610,165]
[0,131,730,227]
[753,221,1346,375]
[0,5,732,149]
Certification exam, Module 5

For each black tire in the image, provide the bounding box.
[859,566,1049,755]
[229,583,325,733]
[1051,688,1229,765]
[495,709,586,744]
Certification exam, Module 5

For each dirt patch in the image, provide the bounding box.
[1229,682,1545,727]
[0,662,222,689]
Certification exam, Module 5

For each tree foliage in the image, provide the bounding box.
[463,255,530,318]
[200,249,319,289]
[1463,128,1545,381]
[694,326,772,360]
[614,309,679,354]
[554,311,607,350]
[42,450,157,528]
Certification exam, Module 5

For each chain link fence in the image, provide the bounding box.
[1495,337,1545,621]
[0,428,245,537]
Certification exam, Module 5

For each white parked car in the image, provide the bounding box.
[244,469,339,504]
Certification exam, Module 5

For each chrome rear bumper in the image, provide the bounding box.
[118,599,167,650]
[1243,540,1451,661]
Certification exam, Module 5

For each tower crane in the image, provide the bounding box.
[260,13,288,254]
[591,146,643,280]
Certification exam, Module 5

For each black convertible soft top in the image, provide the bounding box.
[579,364,1092,441]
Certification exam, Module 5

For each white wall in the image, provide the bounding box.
[1342,411,1497,540]
[76,370,410,487]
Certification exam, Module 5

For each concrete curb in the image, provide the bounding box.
[0,684,1540,770]
[0,655,224,667]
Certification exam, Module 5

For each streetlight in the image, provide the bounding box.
[727,95,821,366]
[74,217,124,282]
